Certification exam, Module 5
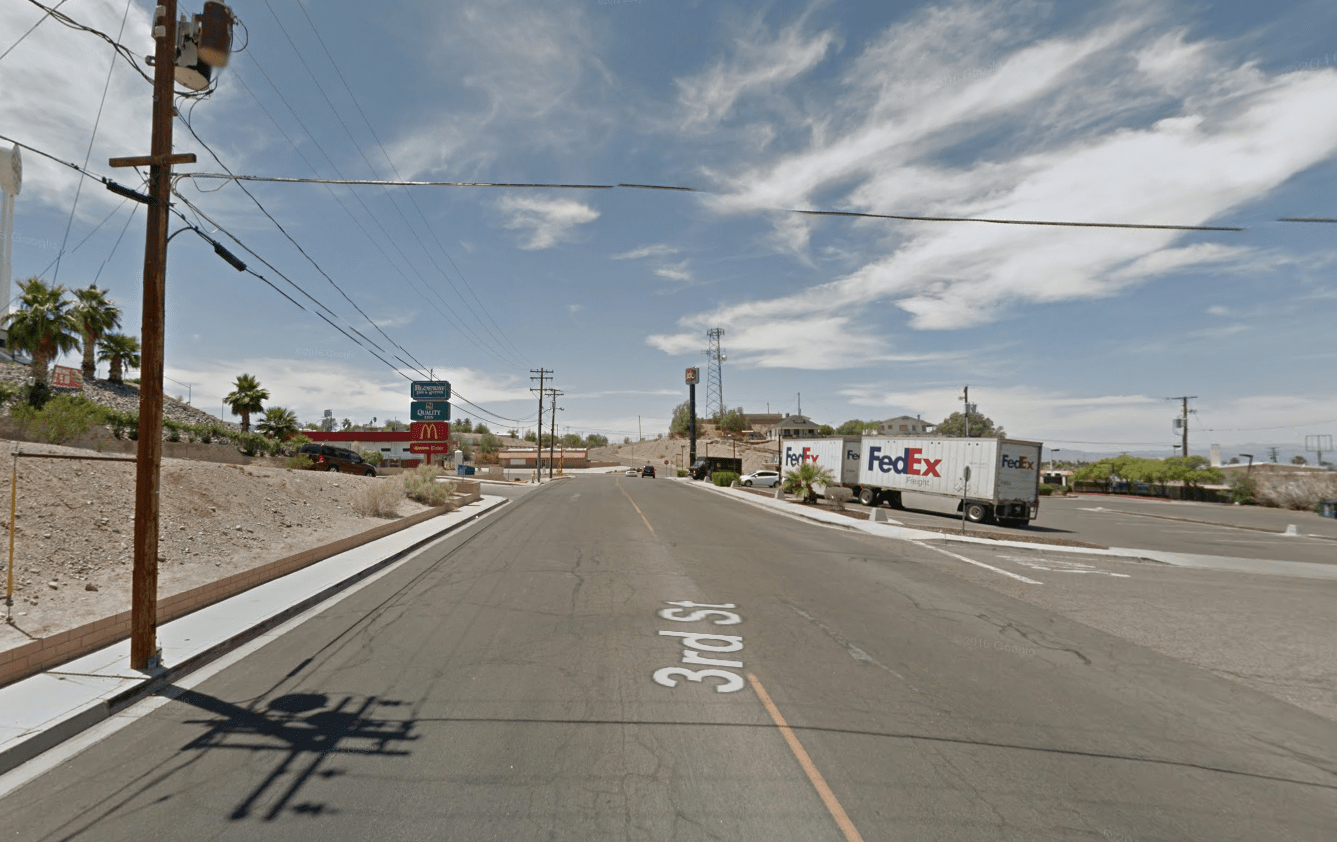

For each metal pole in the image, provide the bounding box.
[548,390,559,480]
[689,382,696,468]
[5,450,15,617]
[130,0,178,670]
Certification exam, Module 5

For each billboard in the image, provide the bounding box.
[410,400,450,421]
[409,442,453,454]
[411,380,451,400]
[410,421,450,441]
[52,365,83,389]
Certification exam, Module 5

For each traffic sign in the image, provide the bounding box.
[409,442,453,454]
[410,400,450,421]
[411,380,451,400]
[410,421,450,441]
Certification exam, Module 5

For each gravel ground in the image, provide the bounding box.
[0,440,432,653]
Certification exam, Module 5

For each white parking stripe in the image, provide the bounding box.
[912,542,1043,584]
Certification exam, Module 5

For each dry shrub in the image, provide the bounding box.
[1255,473,1337,511]
[403,465,456,508]
[353,478,405,518]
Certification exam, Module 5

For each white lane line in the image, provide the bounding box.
[912,542,1043,584]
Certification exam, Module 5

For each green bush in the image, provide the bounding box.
[360,450,383,466]
[262,436,285,457]
[11,395,110,444]
[164,418,183,442]
[712,471,741,487]
[283,434,312,457]
[403,465,454,506]
[1038,484,1057,496]
[1228,474,1257,505]
[677,469,688,477]
[285,454,313,470]
[234,431,267,456]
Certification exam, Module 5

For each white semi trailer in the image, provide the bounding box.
[779,437,862,487]
[852,436,1043,526]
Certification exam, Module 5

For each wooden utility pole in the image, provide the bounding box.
[548,390,562,480]
[1165,396,1196,458]
[110,0,186,670]
[530,369,551,480]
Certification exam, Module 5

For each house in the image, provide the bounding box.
[876,415,933,435]
[770,414,823,440]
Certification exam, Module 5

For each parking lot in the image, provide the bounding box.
[846,492,1337,566]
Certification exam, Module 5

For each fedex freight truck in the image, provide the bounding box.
[853,436,1043,526]
[779,437,862,488]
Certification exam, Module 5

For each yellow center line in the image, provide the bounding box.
[748,672,867,842]
[616,479,655,535]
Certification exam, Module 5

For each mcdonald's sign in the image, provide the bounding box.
[410,421,450,441]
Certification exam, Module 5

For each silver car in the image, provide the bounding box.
[740,469,781,488]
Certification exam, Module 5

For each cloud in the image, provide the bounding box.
[497,195,600,250]
[612,244,680,260]
[0,1,154,218]
[654,262,694,283]
[567,304,583,314]
[170,360,534,428]
[655,1,1337,359]
[382,0,613,177]
[675,13,838,133]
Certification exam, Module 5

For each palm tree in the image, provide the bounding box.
[3,277,81,406]
[782,462,836,504]
[97,334,141,384]
[224,373,269,432]
[71,284,121,381]
[256,406,298,439]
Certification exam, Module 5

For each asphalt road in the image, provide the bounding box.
[848,493,1337,565]
[5,476,1336,840]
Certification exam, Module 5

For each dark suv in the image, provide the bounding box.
[641,465,656,478]
[299,443,377,476]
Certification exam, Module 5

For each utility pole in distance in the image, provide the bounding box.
[530,369,551,481]
[548,389,563,480]
[1166,396,1197,458]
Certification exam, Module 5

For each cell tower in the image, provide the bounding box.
[704,328,726,420]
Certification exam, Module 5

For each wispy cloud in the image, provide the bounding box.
[497,196,600,250]
[612,244,680,260]
[675,12,839,133]
[383,0,613,176]
[654,262,694,283]
[653,0,1337,364]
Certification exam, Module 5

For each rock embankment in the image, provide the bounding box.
[0,361,236,432]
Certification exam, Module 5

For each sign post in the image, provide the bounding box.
[686,367,699,472]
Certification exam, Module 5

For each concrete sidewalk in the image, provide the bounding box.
[680,479,1337,581]
[0,494,507,775]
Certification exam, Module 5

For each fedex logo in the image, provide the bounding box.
[1001,455,1034,470]
[784,446,820,467]
[867,446,941,478]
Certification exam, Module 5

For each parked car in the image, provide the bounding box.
[299,443,377,476]
[641,465,656,478]
[740,469,781,488]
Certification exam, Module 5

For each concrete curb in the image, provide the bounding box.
[0,496,508,776]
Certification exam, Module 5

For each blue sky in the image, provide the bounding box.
[2,0,1336,457]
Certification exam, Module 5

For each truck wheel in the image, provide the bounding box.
[886,491,904,509]
[858,487,877,507]
[964,502,988,523]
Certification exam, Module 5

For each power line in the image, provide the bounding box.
[17,0,154,85]
[53,0,134,283]
[269,0,529,369]
[0,0,68,64]
[175,115,433,379]
[224,52,524,369]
